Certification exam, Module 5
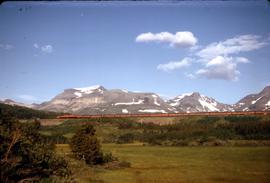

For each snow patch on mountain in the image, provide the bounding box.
[167,107,177,112]
[138,109,167,113]
[122,109,129,113]
[74,85,103,94]
[170,93,193,106]
[243,107,249,111]
[198,95,219,111]
[152,94,160,106]
[114,99,144,106]
[122,89,128,93]
[251,96,263,104]
[74,91,82,98]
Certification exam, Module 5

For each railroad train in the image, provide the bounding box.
[57,111,270,119]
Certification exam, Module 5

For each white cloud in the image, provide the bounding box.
[41,45,53,53]
[197,34,267,59]
[33,43,53,54]
[185,73,196,79]
[235,57,249,63]
[136,31,197,47]
[18,94,37,101]
[157,57,192,72]
[196,56,248,81]
[190,34,268,81]
[0,44,13,50]
[33,43,39,48]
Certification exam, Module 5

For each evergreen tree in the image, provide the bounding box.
[70,125,103,165]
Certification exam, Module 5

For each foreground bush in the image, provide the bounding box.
[70,125,103,165]
[70,125,117,165]
[0,113,71,183]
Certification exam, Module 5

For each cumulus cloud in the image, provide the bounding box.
[41,45,53,53]
[196,56,248,81]
[190,34,268,81]
[157,58,192,72]
[0,44,13,50]
[139,32,267,81]
[197,34,267,59]
[185,73,196,79]
[136,31,197,47]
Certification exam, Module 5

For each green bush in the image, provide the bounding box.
[0,114,70,183]
[70,125,103,165]
[116,133,136,144]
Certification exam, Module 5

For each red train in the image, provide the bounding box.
[57,111,270,119]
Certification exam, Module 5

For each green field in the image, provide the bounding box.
[56,144,270,183]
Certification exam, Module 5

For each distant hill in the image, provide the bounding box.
[0,103,63,119]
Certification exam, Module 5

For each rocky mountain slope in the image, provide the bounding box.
[233,86,270,111]
[167,92,233,112]
[35,85,174,114]
[3,85,270,114]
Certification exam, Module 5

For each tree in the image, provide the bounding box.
[0,112,70,183]
[70,125,103,165]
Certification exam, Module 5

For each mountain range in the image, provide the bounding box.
[1,85,270,114]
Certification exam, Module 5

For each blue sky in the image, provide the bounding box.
[0,1,270,104]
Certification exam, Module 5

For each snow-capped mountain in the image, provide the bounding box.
[233,86,270,111]
[3,85,270,114]
[167,92,232,112]
[35,85,173,114]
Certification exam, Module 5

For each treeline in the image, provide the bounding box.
[40,115,270,146]
[106,116,270,146]
[40,117,138,144]
[0,103,63,119]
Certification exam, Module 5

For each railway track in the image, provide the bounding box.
[57,111,270,119]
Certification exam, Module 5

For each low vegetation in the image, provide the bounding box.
[1,105,270,182]
[41,115,270,146]
[56,143,270,183]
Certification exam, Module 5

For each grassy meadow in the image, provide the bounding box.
[38,115,270,182]
[56,143,270,183]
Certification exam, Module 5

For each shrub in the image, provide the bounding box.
[102,152,118,163]
[0,114,70,183]
[70,125,103,165]
[116,133,135,144]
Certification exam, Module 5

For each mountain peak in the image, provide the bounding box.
[168,91,230,112]
[3,99,15,103]
[235,85,270,111]
[74,85,105,92]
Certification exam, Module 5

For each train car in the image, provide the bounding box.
[56,111,270,119]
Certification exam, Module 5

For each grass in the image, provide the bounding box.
[56,143,270,183]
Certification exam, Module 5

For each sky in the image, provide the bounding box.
[0,1,270,104]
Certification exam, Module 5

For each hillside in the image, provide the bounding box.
[0,103,63,119]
